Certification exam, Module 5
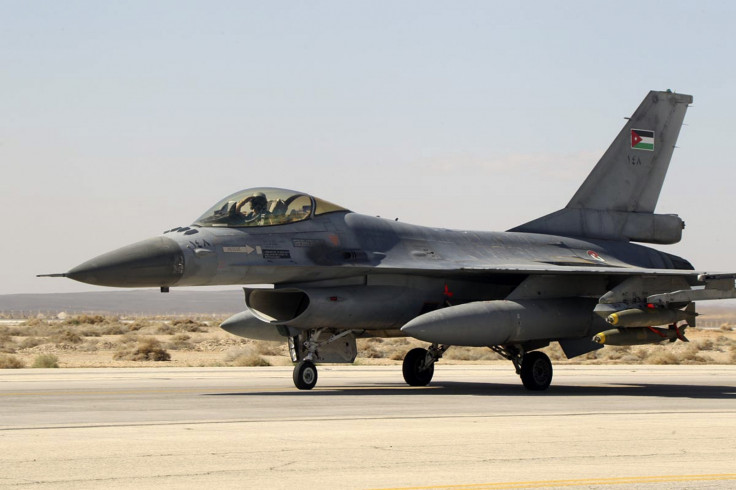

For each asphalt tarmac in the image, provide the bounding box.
[1,365,735,489]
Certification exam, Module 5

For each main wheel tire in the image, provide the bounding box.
[293,360,318,390]
[520,351,553,391]
[402,348,434,386]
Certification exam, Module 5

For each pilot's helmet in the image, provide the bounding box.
[251,192,267,213]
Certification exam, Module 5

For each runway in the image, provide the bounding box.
[1,365,735,489]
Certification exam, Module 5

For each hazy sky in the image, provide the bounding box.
[2,1,735,295]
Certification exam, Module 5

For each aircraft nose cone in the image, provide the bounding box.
[66,236,185,287]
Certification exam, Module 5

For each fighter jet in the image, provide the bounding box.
[41,90,736,390]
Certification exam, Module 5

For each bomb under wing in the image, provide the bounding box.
[593,325,689,346]
[606,306,693,328]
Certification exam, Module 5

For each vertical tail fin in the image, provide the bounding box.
[511,90,693,244]
[568,90,693,212]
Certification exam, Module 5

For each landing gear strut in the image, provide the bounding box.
[491,345,553,391]
[402,344,448,386]
[288,329,358,390]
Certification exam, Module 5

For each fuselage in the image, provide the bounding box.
[67,209,692,289]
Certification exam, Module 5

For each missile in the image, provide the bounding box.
[606,306,694,328]
[592,326,688,346]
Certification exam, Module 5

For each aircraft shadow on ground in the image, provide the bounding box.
[207,381,736,400]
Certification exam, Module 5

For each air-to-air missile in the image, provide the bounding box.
[593,325,689,346]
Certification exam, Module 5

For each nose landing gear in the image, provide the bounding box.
[289,329,358,390]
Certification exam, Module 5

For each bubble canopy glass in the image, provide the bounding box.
[194,188,349,228]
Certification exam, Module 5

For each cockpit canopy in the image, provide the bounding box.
[194,187,349,228]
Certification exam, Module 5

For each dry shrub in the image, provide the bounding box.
[32,354,59,368]
[51,329,83,344]
[716,335,730,344]
[697,339,715,351]
[626,348,647,361]
[127,319,150,331]
[155,323,176,335]
[0,354,24,369]
[118,332,140,345]
[583,351,599,361]
[63,314,107,326]
[231,353,271,366]
[680,344,702,361]
[168,334,192,350]
[357,338,413,361]
[0,333,16,353]
[16,321,54,338]
[720,324,733,332]
[445,346,498,361]
[731,347,736,363]
[645,350,678,365]
[388,337,411,346]
[19,337,44,349]
[360,343,387,358]
[679,344,708,364]
[76,326,103,337]
[389,350,406,361]
[99,323,125,335]
[598,346,631,361]
[172,319,208,332]
[114,337,171,361]
[254,342,283,356]
[226,347,270,366]
[22,318,47,328]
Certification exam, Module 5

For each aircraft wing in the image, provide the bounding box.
[366,261,729,283]
[363,263,736,304]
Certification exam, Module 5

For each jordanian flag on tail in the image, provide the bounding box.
[631,129,654,151]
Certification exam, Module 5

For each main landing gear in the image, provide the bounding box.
[402,344,448,386]
[492,345,553,391]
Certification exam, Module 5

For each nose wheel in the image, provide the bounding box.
[293,360,318,390]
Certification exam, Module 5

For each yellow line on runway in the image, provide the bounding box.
[375,473,736,489]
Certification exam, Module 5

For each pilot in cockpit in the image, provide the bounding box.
[234,192,269,224]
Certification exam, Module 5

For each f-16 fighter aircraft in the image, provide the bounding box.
[42,90,736,390]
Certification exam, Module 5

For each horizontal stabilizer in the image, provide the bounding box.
[510,209,684,244]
